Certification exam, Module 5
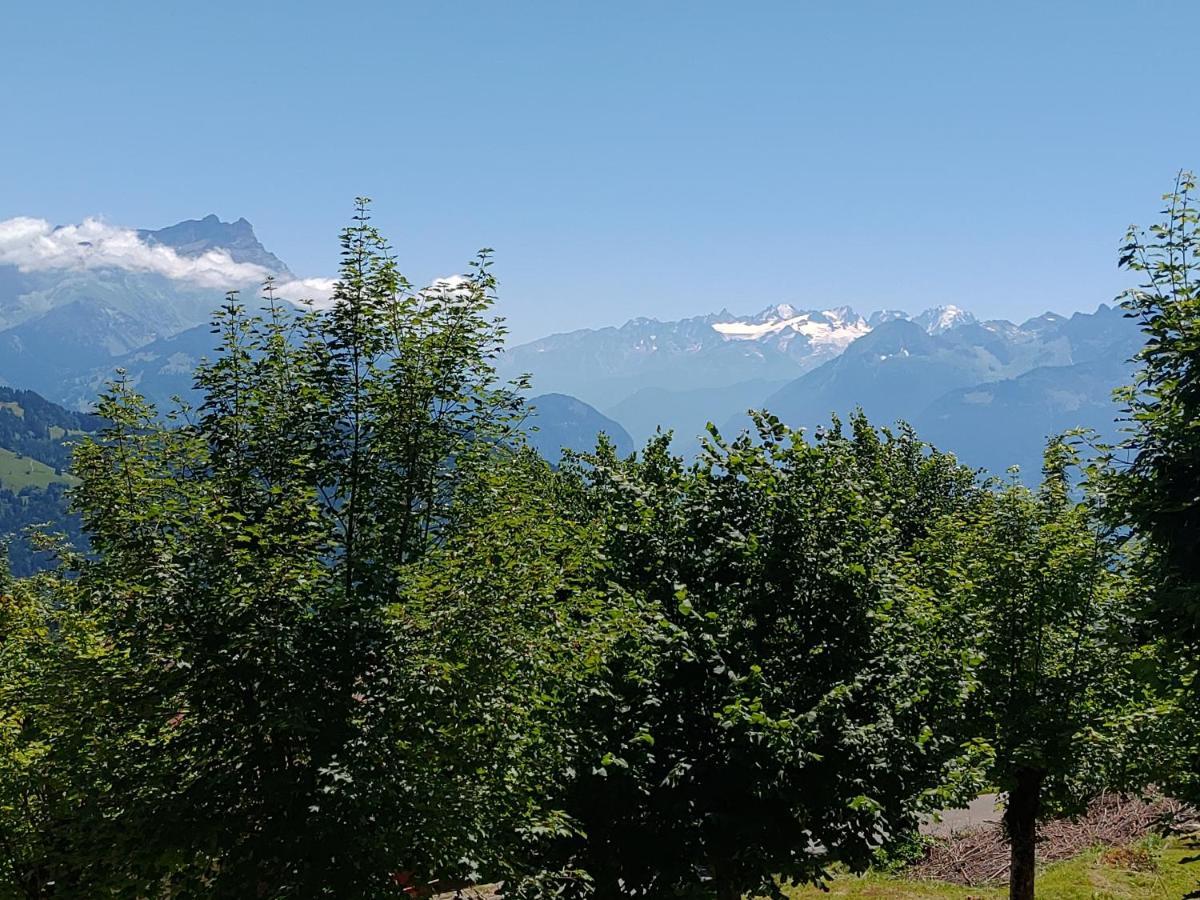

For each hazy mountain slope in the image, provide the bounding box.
[913,355,1133,477]
[910,308,1142,475]
[56,320,225,411]
[0,300,158,398]
[607,377,790,446]
[500,306,869,410]
[525,393,634,462]
[0,266,222,336]
[756,319,998,431]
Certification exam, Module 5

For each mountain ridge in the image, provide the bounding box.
[0,211,1144,483]
[138,214,293,276]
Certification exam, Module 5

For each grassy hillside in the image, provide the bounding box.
[0,385,102,471]
[0,447,71,491]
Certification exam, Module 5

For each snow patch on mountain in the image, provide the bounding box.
[711,305,871,351]
[710,303,983,351]
[914,304,977,334]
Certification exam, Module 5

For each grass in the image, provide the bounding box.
[783,839,1200,899]
[0,447,72,491]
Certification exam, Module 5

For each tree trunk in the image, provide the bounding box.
[714,875,740,900]
[710,856,741,900]
[1004,767,1045,900]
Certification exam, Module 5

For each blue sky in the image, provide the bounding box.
[2,1,1196,342]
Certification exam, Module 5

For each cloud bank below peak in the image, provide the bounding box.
[0,216,335,305]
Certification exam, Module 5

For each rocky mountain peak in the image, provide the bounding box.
[139,215,292,276]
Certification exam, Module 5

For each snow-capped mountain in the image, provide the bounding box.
[500,301,1140,465]
[0,214,340,400]
[498,302,989,415]
[710,304,871,354]
[913,304,977,334]
[0,209,1145,486]
[500,302,1060,412]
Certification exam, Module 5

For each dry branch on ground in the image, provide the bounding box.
[909,792,1193,886]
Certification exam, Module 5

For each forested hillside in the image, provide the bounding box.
[0,388,100,574]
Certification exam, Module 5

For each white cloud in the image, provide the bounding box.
[428,275,471,291]
[272,277,339,307]
[0,216,476,315]
[0,216,274,289]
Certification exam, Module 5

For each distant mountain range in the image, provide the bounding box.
[755,307,1139,475]
[0,214,637,500]
[500,302,1140,476]
[0,212,1143,485]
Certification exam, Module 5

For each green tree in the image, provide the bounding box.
[0,556,153,898]
[1104,172,1200,804]
[1110,172,1200,645]
[6,201,543,896]
[391,448,643,895]
[909,445,1148,900]
[546,413,984,900]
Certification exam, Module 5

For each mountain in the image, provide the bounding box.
[502,302,1140,474]
[0,215,295,406]
[499,305,871,413]
[913,356,1133,478]
[0,386,103,472]
[909,308,1142,475]
[0,265,222,339]
[0,208,1145,481]
[758,317,1002,430]
[56,320,226,412]
[139,214,293,276]
[525,393,634,462]
[913,304,977,334]
[753,304,1139,476]
[607,377,790,448]
[0,300,159,398]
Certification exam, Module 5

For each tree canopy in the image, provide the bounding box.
[0,187,1193,900]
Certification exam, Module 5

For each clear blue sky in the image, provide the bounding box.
[2,1,1196,342]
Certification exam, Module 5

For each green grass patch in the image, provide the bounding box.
[0,448,72,491]
[783,838,1200,899]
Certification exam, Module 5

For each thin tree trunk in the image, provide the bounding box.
[711,857,741,900]
[714,876,740,900]
[1004,767,1044,900]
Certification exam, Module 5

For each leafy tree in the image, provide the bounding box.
[5,201,544,896]
[0,558,153,898]
[1110,172,1200,645]
[544,413,984,900]
[391,448,643,895]
[909,444,1148,900]
[1103,172,1200,804]
[0,484,84,577]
